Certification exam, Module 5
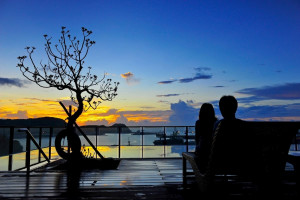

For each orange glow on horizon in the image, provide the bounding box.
[0,97,170,126]
[2,97,300,126]
[123,114,169,123]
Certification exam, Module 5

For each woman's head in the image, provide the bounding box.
[199,103,216,120]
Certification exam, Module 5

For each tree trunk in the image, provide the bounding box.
[67,91,84,129]
[64,91,84,160]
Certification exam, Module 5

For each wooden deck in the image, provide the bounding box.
[0,158,298,199]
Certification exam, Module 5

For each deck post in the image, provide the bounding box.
[118,126,121,158]
[8,127,14,171]
[163,126,166,158]
[49,127,53,160]
[68,105,72,154]
[182,155,187,186]
[185,126,189,152]
[38,128,42,163]
[295,135,298,151]
[142,126,144,159]
[25,129,31,173]
[96,126,99,158]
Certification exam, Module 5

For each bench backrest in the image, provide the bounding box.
[207,121,299,179]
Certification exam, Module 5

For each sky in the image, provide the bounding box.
[0,0,300,126]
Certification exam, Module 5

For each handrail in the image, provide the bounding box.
[18,128,50,163]
[0,123,298,171]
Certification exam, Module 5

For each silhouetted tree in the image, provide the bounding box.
[17,27,119,129]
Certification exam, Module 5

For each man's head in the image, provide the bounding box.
[219,95,238,119]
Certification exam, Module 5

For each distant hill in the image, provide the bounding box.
[83,123,132,134]
[0,117,66,127]
[0,134,23,156]
[111,123,132,133]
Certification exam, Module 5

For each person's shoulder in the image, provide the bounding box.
[213,119,223,128]
[234,118,247,129]
[216,119,224,123]
[234,118,243,122]
[235,118,246,124]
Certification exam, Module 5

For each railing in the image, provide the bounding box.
[0,126,55,172]
[0,124,299,171]
[18,128,50,172]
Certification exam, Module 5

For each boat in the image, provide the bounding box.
[153,130,184,145]
[132,130,156,135]
[153,137,184,145]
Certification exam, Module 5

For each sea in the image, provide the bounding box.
[0,126,299,171]
[0,127,196,170]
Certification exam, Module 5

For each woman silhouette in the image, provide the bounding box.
[195,103,217,172]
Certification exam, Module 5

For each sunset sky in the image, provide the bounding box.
[0,0,300,126]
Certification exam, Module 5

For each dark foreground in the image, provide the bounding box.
[0,158,298,199]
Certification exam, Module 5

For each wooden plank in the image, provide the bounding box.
[0,158,298,199]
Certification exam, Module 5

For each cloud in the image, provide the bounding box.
[0,77,28,87]
[158,67,212,84]
[6,110,28,119]
[81,101,204,126]
[157,80,177,84]
[156,94,181,97]
[158,100,170,103]
[121,72,140,85]
[82,108,173,126]
[168,100,198,126]
[119,110,172,123]
[84,119,109,126]
[101,111,169,126]
[179,67,212,83]
[121,72,134,78]
[97,109,119,116]
[236,96,265,104]
[178,78,195,83]
[58,99,79,108]
[82,99,300,126]
[140,106,156,109]
[211,85,225,88]
[237,83,300,100]
[24,98,53,102]
[115,113,130,125]
[236,103,300,121]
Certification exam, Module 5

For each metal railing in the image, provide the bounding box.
[0,124,299,172]
[18,128,50,172]
[0,126,55,171]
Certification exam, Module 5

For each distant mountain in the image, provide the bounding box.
[111,123,132,133]
[82,123,132,134]
[0,117,66,127]
[0,134,23,156]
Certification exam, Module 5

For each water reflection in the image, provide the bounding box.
[0,124,299,171]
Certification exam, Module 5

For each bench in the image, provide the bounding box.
[287,151,300,190]
[182,121,300,193]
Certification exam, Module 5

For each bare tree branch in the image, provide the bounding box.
[17,26,119,127]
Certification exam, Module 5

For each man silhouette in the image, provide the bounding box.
[208,95,246,173]
[216,95,241,125]
[207,95,282,195]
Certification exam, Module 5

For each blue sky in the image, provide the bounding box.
[0,0,300,125]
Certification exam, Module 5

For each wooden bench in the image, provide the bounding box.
[182,121,300,193]
[287,151,300,190]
